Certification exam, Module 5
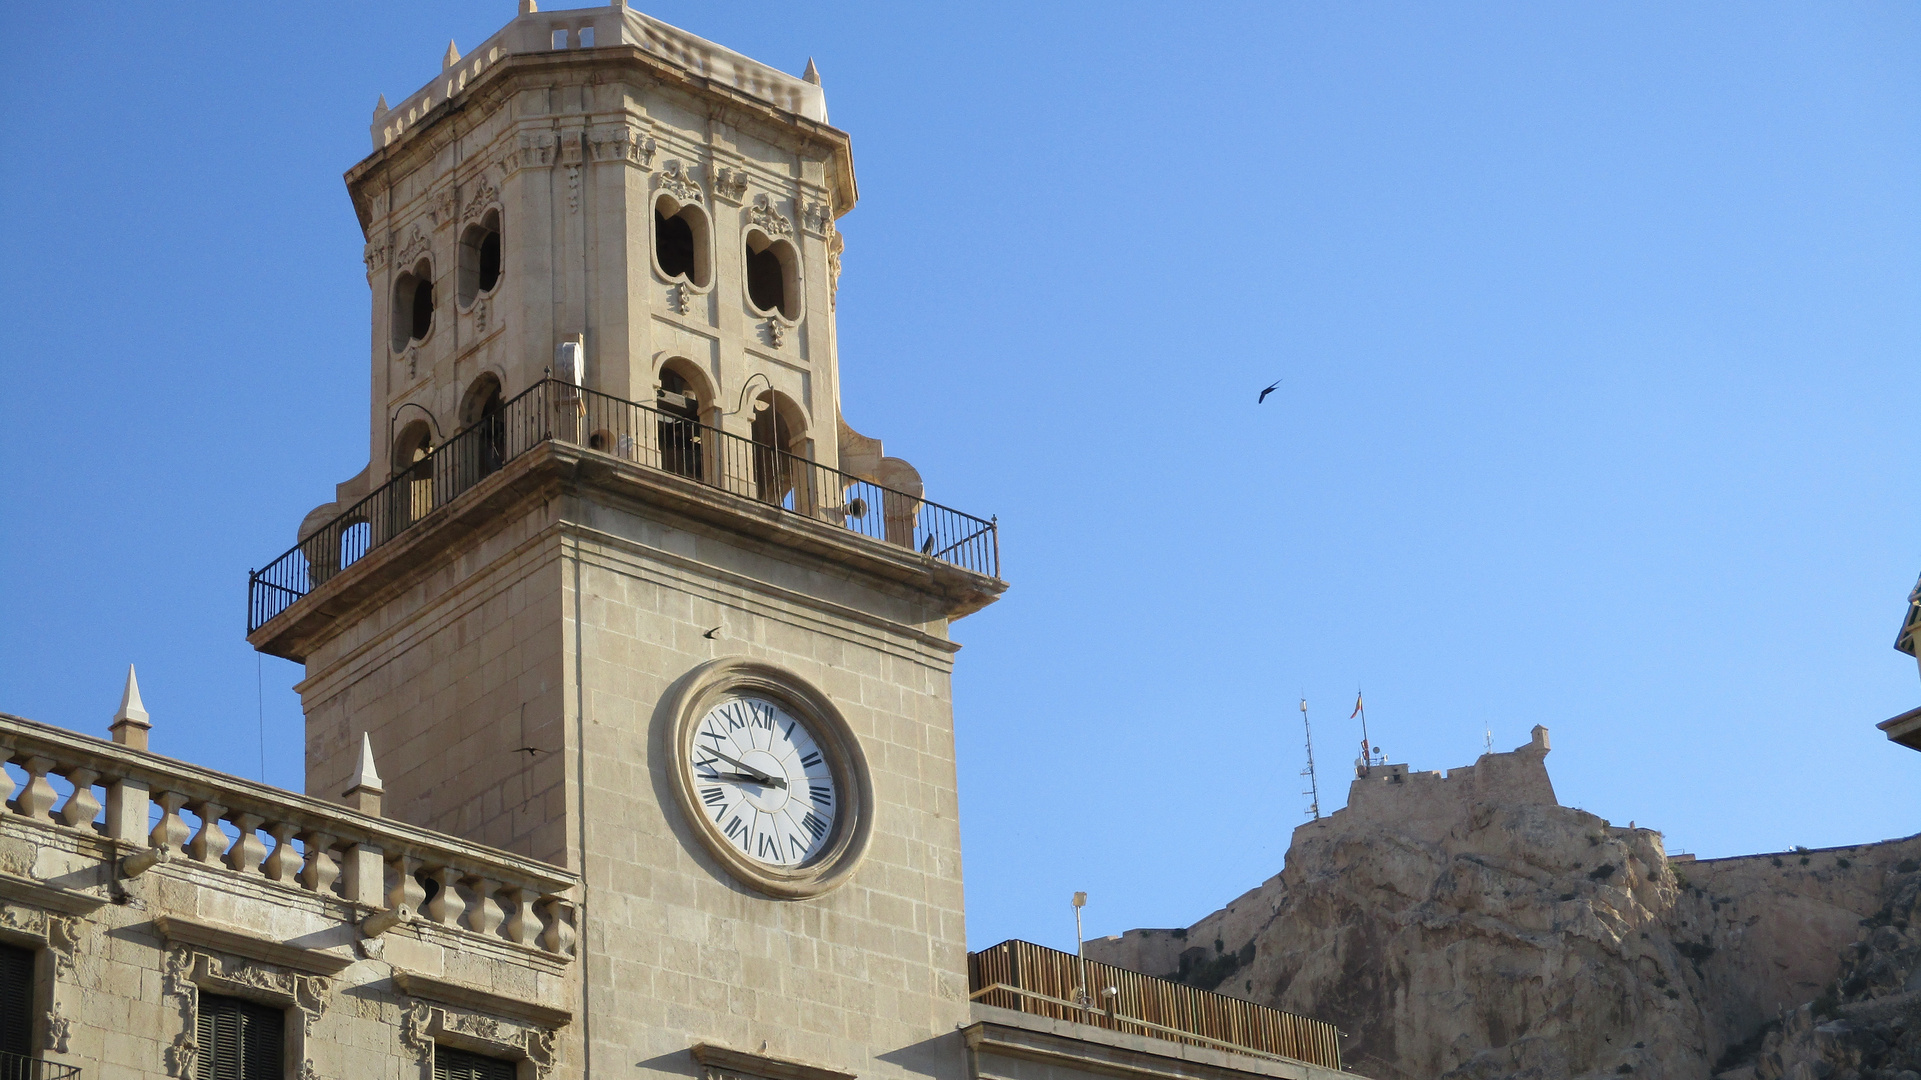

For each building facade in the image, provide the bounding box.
[1,5,1351,1079]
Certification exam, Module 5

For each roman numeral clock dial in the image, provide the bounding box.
[665,658,874,899]
[691,697,837,867]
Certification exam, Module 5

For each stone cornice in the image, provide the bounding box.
[345,46,855,236]
[392,969,572,1028]
[0,870,107,915]
[691,1043,856,1080]
[153,914,357,975]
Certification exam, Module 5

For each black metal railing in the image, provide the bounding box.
[248,379,999,632]
[0,1051,82,1080]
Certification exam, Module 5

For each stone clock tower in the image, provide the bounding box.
[247,4,1003,1078]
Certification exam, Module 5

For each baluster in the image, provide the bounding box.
[150,792,191,851]
[538,896,575,955]
[0,748,14,806]
[225,814,267,875]
[423,866,463,926]
[501,886,536,946]
[13,757,58,819]
[187,802,229,865]
[263,823,300,882]
[300,832,340,894]
[388,855,428,912]
[465,877,504,936]
[56,768,101,829]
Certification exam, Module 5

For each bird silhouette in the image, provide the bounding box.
[703,625,722,639]
[1258,380,1281,404]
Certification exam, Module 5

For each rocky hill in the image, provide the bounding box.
[1087,728,1921,1080]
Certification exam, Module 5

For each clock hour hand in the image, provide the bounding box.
[699,750,787,788]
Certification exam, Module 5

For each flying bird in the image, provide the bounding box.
[703,625,723,639]
[1258,380,1281,404]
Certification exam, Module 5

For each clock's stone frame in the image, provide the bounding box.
[662,656,875,899]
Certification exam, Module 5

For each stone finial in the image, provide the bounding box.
[343,733,385,816]
[110,665,151,750]
[802,57,822,86]
[374,94,390,119]
[519,0,538,13]
[1530,725,1550,752]
[443,40,461,70]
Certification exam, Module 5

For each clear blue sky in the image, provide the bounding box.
[2,3,1916,954]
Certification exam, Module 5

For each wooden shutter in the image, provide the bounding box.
[196,994,284,1080]
[434,1044,518,1080]
[0,943,32,1059]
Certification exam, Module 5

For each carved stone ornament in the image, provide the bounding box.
[588,123,656,167]
[566,165,582,214]
[827,231,844,310]
[404,1002,559,1078]
[462,174,500,222]
[672,283,695,315]
[749,194,793,238]
[163,947,198,1078]
[802,199,834,236]
[656,160,702,203]
[364,238,390,275]
[504,131,559,175]
[473,297,491,335]
[44,1000,70,1054]
[764,318,786,349]
[711,166,749,204]
[428,187,459,228]
[395,225,432,269]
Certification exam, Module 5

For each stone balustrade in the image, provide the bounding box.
[0,710,578,958]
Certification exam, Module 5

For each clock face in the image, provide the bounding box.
[689,695,838,867]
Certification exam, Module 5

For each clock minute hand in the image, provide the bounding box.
[703,750,787,788]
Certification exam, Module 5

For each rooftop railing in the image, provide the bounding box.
[968,939,1342,1072]
[248,379,999,633]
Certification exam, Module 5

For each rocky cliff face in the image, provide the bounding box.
[1087,730,1921,1080]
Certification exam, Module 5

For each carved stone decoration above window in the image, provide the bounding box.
[503,131,559,175]
[396,225,432,269]
[657,160,702,203]
[403,1001,560,1079]
[711,166,749,204]
[364,238,390,275]
[749,194,794,239]
[588,123,656,166]
[428,187,459,229]
[802,199,834,237]
[462,174,500,222]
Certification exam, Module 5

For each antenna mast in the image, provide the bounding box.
[1299,698,1321,820]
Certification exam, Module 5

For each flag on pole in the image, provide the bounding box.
[1349,692,1364,719]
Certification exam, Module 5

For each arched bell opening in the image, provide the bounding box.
[750,390,810,509]
[655,360,710,480]
[389,420,436,534]
[458,374,506,479]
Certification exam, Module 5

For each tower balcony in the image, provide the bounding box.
[247,379,1000,647]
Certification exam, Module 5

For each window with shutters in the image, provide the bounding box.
[435,1044,517,1080]
[196,993,284,1080]
[0,943,34,1064]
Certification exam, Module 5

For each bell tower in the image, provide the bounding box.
[247,4,1003,1076]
